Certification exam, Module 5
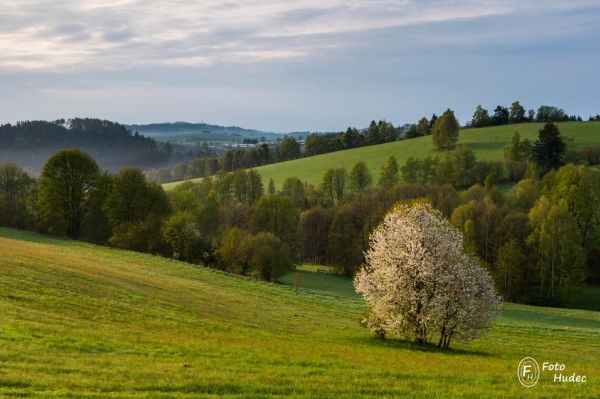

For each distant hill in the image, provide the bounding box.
[164,121,600,191]
[127,121,277,138]
[0,118,168,173]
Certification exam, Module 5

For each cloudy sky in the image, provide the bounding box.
[1,1,599,132]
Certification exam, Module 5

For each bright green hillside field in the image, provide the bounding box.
[163,122,600,191]
[0,228,598,398]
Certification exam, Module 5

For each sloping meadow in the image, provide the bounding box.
[0,228,598,398]
[164,121,600,191]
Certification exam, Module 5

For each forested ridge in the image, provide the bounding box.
[0,118,167,173]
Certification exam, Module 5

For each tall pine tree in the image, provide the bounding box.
[532,123,565,172]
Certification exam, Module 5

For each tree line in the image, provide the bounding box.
[467,102,597,128]
[404,123,600,189]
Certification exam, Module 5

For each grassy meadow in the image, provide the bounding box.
[145,132,234,155]
[163,121,600,191]
[0,228,599,398]
[148,132,238,145]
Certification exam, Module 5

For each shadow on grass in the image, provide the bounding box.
[349,335,495,358]
[462,141,507,151]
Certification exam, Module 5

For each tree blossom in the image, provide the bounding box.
[354,200,501,347]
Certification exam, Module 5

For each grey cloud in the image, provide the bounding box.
[0,13,37,32]
[210,2,241,11]
[102,28,136,43]
[271,6,349,25]
[54,23,87,35]
[50,23,92,43]
[3,0,598,71]
[1,0,599,131]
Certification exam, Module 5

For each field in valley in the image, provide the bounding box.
[163,121,600,191]
[0,228,598,398]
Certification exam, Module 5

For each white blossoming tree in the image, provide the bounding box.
[354,200,500,347]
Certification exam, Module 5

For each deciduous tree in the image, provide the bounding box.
[329,204,363,277]
[431,109,459,150]
[0,162,35,228]
[527,196,586,305]
[417,117,430,136]
[349,161,373,194]
[251,195,298,252]
[494,239,526,302]
[321,168,336,205]
[509,101,526,124]
[299,206,333,264]
[215,227,251,273]
[278,137,301,161]
[162,212,203,262]
[244,232,293,282]
[332,167,347,204]
[38,149,101,239]
[471,105,491,128]
[281,176,306,208]
[354,201,500,346]
[378,155,399,189]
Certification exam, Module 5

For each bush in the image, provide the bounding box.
[215,229,293,282]
[582,145,600,165]
[162,212,205,263]
[244,232,293,282]
[215,227,251,274]
[109,215,169,255]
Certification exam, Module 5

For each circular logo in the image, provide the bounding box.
[518,357,540,387]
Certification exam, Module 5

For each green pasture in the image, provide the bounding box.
[163,121,600,191]
[0,228,598,398]
[148,132,239,145]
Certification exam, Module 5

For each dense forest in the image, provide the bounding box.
[1,122,599,308]
[0,118,168,173]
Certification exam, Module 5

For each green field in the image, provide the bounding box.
[0,228,598,398]
[163,121,600,191]
[149,132,238,146]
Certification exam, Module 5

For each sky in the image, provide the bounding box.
[1,1,599,132]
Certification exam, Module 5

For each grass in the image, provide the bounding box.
[0,228,599,398]
[279,265,360,299]
[163,121,600,191]
[148,132,239,145]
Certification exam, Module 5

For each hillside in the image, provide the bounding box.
[129,121,268,134]
[0,119,166,173]
[0,228,599,398]
[163,121,600,191]
[127,122,287,143]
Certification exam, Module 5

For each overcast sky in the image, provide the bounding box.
[1,1,599,132]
